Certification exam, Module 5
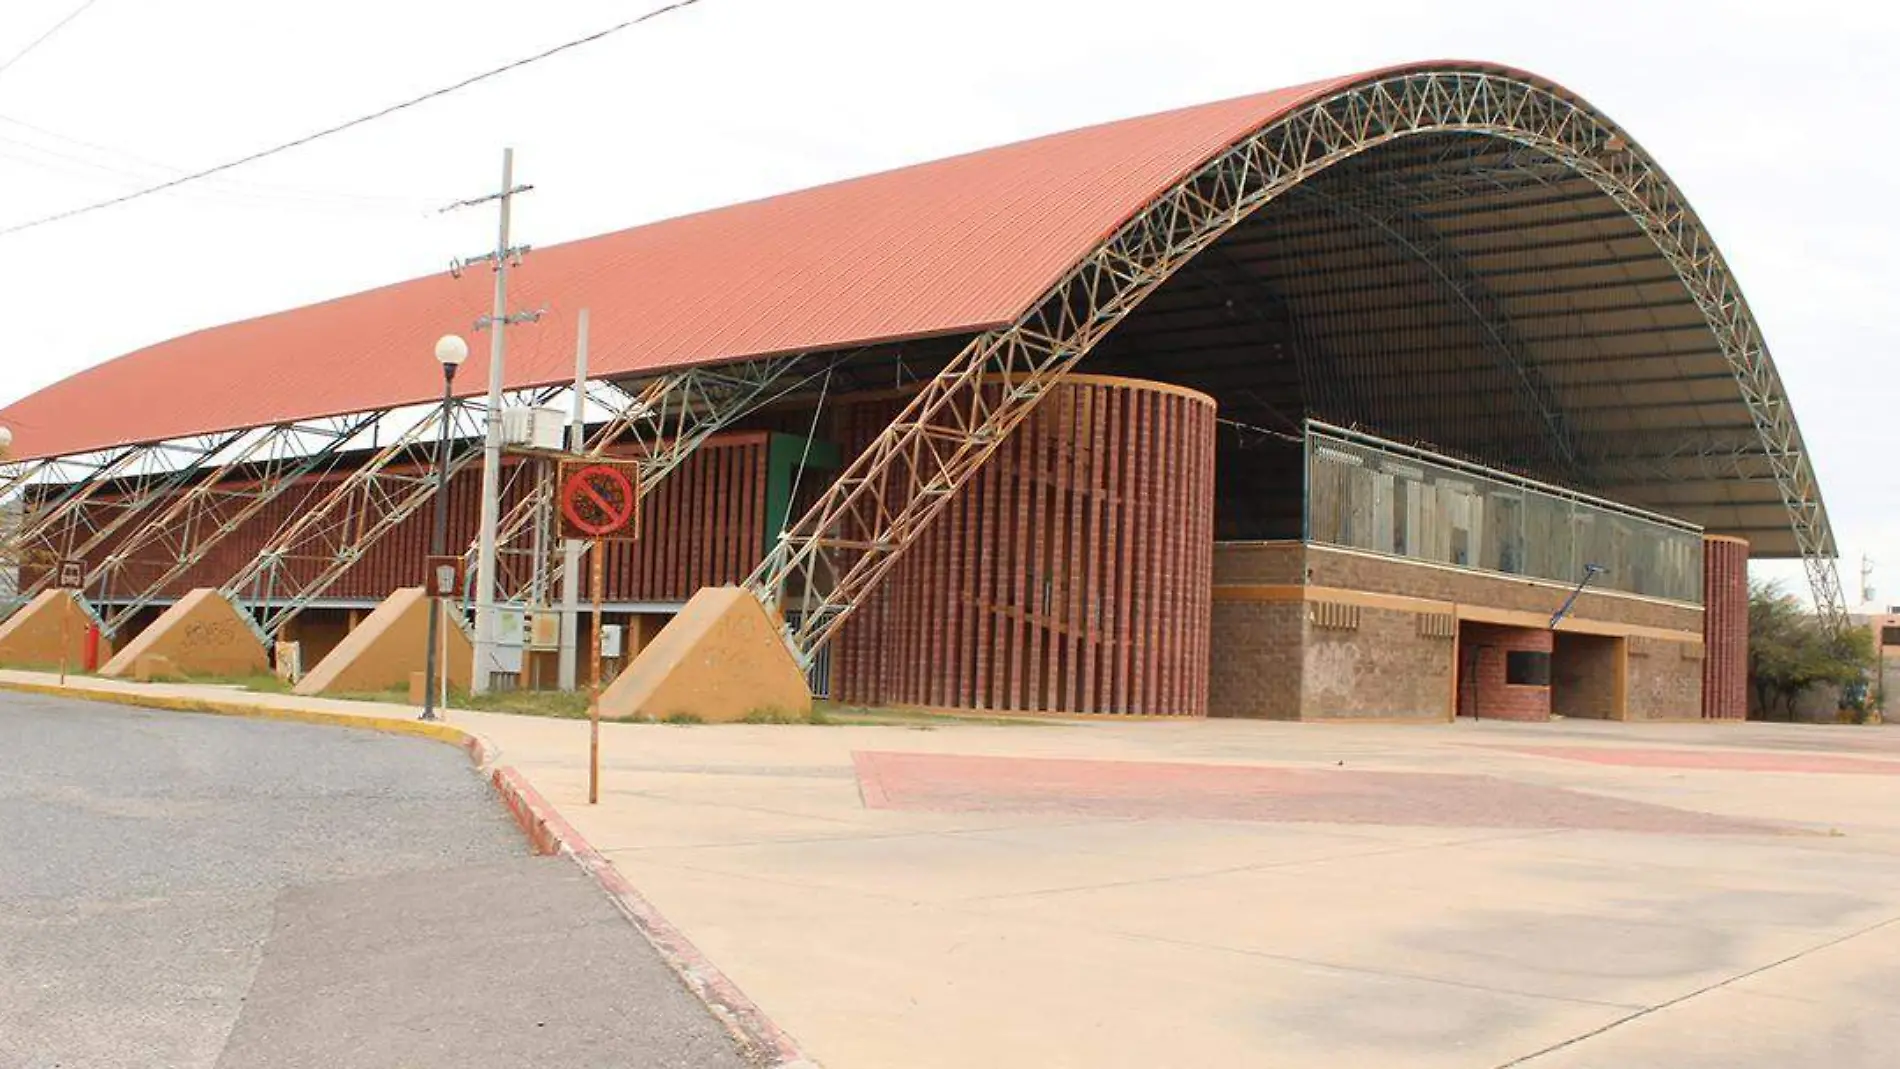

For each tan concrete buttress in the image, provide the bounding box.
[0,590,110,668]
[294,587,471,696]
[97,588,265,678]
[599,586,810,723]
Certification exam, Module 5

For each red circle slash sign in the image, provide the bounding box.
[561,464,637,538]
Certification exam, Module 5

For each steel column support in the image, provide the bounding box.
[89,413,384,637]
[8,441,197,554]
[8,430,251,608]
[221,397,513,643]
[750,67,1843,660]
[474,352,824,606]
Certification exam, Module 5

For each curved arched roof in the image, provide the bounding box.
[0,70,1360,461]
[0,61,1828,558]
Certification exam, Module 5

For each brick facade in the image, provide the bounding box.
[1209,541,1704,721]
[1303,603,1453,720]
[1305,545,1702,633]
[1700,536,1748,720]
[1458,623,1553,721]
[1207,600,1304,718]
[1627,636,1704,720]
[832,376,1216,715]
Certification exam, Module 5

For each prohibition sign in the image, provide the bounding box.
[560,463,639,539]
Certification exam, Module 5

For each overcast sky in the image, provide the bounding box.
[1,0,1893,604]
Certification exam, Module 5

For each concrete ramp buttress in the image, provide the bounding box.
[599,586,811,723]
[294,587,470,696]
[0,589,109,668]
[98,588,264,678]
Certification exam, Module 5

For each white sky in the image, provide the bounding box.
[0,0,1893,603]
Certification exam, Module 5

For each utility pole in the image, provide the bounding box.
[559,309,589,691]
[445,148,538,694]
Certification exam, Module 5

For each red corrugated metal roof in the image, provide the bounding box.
[0,65,1464,461]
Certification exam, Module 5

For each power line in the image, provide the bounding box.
[0,113,439,212]
[0,0,704,239]
[0,0,103,80]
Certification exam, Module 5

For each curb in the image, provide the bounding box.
[0,677,816,1069]
[0,679,471,746]
[484,766,818,1069]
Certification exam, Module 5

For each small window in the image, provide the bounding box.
[1506,650,1551,687]
[1882,625,1900,648]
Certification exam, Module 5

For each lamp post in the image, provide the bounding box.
[422,334,468,721]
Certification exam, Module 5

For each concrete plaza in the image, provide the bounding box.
[8,669,1899,1068]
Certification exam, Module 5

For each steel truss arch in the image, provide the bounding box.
[751,65,1841,659]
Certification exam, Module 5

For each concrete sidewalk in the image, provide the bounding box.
[9,669,1900,1068]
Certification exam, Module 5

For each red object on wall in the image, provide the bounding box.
[83,624,102,672]
[1701,535,1749,720]
[1457,623,1554,721]
[829,376,1217,716]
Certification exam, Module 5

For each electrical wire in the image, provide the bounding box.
[0,112,438,211]
[0,0,704,238]
[0,0,102,81]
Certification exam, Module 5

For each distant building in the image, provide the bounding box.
[1850,607,1900,721]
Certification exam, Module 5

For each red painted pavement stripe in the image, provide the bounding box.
[850,750,1789,836]
[1491,745,1900,776]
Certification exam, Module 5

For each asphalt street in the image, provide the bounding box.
[0,692,749,1069]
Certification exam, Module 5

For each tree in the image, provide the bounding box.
[1748,579,1878,721]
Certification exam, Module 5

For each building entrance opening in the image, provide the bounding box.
[1551,632,1624,720]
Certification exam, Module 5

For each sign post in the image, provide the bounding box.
[589,539,605,805]
[558,460,642,806]
[423,554,464,718]
[56,558,84,686]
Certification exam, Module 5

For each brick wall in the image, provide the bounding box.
[1880,652,1900,722]
[1211,542,1305,585]
[1209,541,1706,722]
[1302,604,1454,720]
[833,377,1216,715]
[1458,623,1553,721]
[1627,636,1704,720]
[1306,545,1701,633]
[1207,599,1304,718]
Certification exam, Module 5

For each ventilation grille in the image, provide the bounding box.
[1309,600,1361,631]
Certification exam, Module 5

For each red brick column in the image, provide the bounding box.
[1458,623,1554,721]
[1701,535,1749,720]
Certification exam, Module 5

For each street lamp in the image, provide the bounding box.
[422,334,468,722]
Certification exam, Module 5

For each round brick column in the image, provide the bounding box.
[830,375,1217,715]
[1701,535,1749,720]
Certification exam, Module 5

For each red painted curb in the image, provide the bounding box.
[481,756,815,1068]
